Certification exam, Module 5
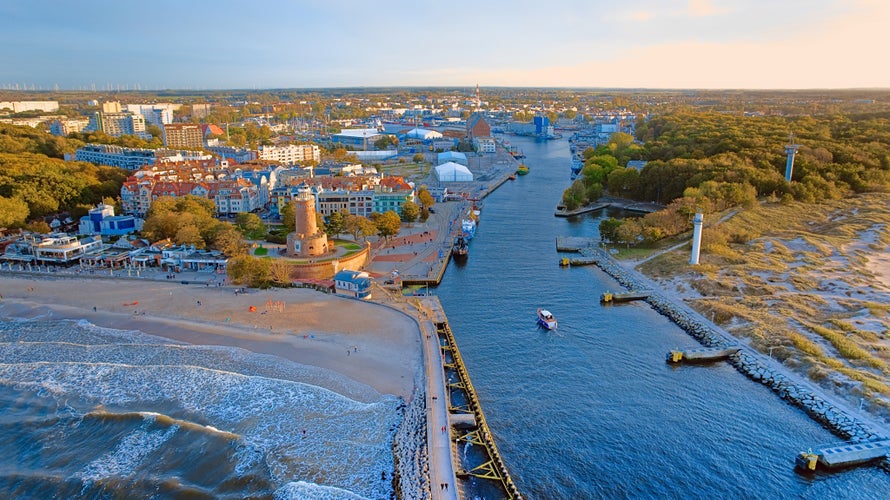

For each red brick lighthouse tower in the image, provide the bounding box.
[286,191,328,257]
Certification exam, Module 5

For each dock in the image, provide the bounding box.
[666,346,741,363]
[601,291,651,303]
[420,297,523,499]
[796,439,890,471]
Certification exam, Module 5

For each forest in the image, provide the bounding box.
[561,111,890,247]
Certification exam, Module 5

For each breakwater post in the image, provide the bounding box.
[557,237,889,449]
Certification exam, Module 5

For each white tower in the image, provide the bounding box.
[784,133,799,182]
[690,212,703,265]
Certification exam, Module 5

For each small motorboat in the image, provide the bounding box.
[537,308,557,330]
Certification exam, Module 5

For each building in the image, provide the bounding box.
[205,145,257,163]
[191,103,212,119]
[332,128,382,149]
[434,162,474,182]
[437,151,467,166]
[49,118,91,136]
[78,203,143,236]
[126,103,176,127]
[163,123,204,149]
[257,144,321,164]
[102,101,122,113]
[287,191,329,258]
[316,189,375,218]
[466,113,491,140]
[403,128,443,141]
[334,269,372,299]
[91,111,147,138]
[474,136,496,153]
[75,144,157,170]
[373,177,415,215]
[0,101,59,113]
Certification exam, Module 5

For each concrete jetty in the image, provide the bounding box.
[796,439,890,471]
[667,346,741,363]
[601,291,651,303]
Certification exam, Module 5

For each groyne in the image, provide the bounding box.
[561,240,887,446]
[392,381,430,499]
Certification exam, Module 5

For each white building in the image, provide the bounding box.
[0,101,59,113]
[434,162,474,182]
[257,144,321,164]
[474,137,496,154]
[125,103,176,127]
[50,118,91,136]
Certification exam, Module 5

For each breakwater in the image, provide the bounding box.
[392,382,430,499]
[565,241,887,446]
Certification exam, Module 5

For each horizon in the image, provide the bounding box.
[2,0,889,91]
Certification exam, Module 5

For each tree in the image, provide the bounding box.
[0,196,29,227]
[212,223,248,257]
[374,135,398,150]
[376,210,402,240]
[400,201,419,222]
[325,210,347,237]
[416,185,435,209]
[412,153,425,163]
[344,214,377,242]
[279,200,295,232]
[269,260,293,285]
[235,212,266,239]
[175,224,205,248]
[598,218,623,243]
[226,255,271,287]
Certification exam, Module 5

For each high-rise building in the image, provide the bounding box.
[91,112,147,137]
[163,123,204,149]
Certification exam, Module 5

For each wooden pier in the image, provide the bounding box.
[796,439,890,471]
[434,317,522,499]
[666,346,741,363]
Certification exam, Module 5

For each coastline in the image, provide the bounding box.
[0,274,421,401]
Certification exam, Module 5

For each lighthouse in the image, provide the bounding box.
[784,134,800,182]
[690,212,703,265]
[286,191,329,258]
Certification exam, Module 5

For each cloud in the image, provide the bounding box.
[688,0,717,17]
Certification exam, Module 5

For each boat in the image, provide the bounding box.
[571,159,584,177]
[461,217,477,239]
[452,235,469,259]
[508,173,517,181]
[516,164,529,176]
[537,308,557,330]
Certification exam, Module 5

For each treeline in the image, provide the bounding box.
[0,124,130,228]
[562,111,890,247]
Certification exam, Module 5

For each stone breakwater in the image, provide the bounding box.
[580,246,888,445]
[392,383,430,500]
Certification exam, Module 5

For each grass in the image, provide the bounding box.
[623,193,890,412]
[253,247,268,256]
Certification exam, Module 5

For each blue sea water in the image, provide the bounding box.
[0,318,400,499]
[434,135,890,499]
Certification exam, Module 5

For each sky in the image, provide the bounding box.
[1,0,888,90]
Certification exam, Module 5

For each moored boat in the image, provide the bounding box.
[452,235,469,259]
[537,308,557,330]
[516,164,529,176]
[461,217,477,239]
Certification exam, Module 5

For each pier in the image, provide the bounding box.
[601,290,651,303]
[667,346,741,363]
[419,297,523,499]
[796,439,890,471]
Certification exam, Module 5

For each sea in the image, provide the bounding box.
[0,318,401,499]
[434,134,890,499]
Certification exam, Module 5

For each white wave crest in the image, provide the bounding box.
[274,480,370,500]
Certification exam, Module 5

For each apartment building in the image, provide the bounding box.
[163,123,204,149]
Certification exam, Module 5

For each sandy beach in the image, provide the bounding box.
[0,274,422,400]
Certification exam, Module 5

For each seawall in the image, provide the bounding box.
[574,245,888,444]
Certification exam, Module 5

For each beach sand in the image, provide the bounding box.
[0,275,422,400]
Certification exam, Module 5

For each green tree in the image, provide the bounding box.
[344,214,376,242]
[400,201,419,222]
[235,212,266,239]
[598,218,623,243]
[279,200,295,232]
[325,210,347,237]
